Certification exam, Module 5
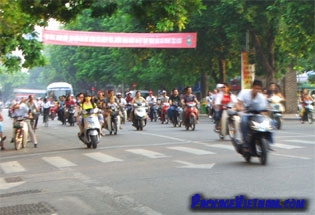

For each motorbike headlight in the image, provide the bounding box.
[250,119,272,131]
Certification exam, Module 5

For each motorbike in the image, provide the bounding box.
[106,105,120,135]
[78,108,101,149]
[67,105,76,126]
[218,104,240,140]
[231,110,272,165]
[268,95,284,129]
[301,100,314,124]
[148,103,158,122]
[120,106,127,124]
[160,102,170,124]
[133,102,147,131]
[169,102,182,127]
[13,117,29,150]
[183,102,198,131]
[125,103,133,121]
[49,105,57,120]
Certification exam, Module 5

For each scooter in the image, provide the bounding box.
[148,103,158,122]
[183,102,198,131]
[78,108,101,149]
[218,104,240,140]
[49,105,57,120]
[268,95,284,129]
[13,116,29,150]
[301,100,313,124]
[106,105,120,135]
[231,111,272,165]
[170,102,182,127]
[133,102,147,131]
[160,102,170,124]
[67,105,76,126]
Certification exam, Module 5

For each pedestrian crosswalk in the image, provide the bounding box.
[0,141,312,175]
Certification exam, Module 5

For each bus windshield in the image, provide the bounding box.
[46,82,73,100]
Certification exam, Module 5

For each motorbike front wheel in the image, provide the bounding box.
[308,112,313,124]
[90,135,98,149]
[256,138,268,165]
[190,115,196,131]
[275,117,281,129]
[14,131,23,150]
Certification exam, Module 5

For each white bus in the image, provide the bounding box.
[46,82,73,100]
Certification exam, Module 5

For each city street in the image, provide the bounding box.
[0,111,314,215]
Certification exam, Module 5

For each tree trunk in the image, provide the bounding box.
[218,56,226,83]
[200,71,208,100]
[250,30,276,85]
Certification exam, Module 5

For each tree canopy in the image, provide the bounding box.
[1,0,314,98]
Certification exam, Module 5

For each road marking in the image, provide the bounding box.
[138,132,185,142]
[0,161,26,174]
[167,146,215,155]
[272,153,312,160]
[273,143,304,149]
[0,177,25,190]
[42,156,77,168]
[173,160,216,169]
[285,140,315,145]
[126,149,168,158]
[202,143,235,151]
[84,152,123,163]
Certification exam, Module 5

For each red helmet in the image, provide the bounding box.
[148,90,153,94]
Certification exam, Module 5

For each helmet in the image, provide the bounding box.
[148,90,153,94]
[116,92,122,96]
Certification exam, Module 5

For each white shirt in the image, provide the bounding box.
[117,97,127,106]
[237,89,267,111]
[146,96,157,105]
[12,103,29,117]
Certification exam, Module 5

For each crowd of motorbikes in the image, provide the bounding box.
[6,93,313,166]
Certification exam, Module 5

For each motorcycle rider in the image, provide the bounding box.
[206,90,216,119]
[267,82,285,112]
[131,91,147,125]
[214,83,238,132]
[125,92,133,121]
[78,92,103,137]
[57,95,66,122]
[146,91,157,121]
[298,88,314,120]
[11,100,38,148]
[26,95,40,130]
[167,88,182,124]
[180,86,200,123]
[116,92,127,127]
[235,79,269,149]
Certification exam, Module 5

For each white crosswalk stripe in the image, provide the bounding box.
[285,140,315,145]
[84,152,123,163]
[42,156,77,168]
[273,143,303,149]
[205,144,235,151]
[0,161,26,174]
[167,146,215,155]
[126,149,168,158]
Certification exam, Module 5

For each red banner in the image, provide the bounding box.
[241,51,255,90]
[42,29,197,48]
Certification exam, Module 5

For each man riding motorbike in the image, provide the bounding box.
[167,88,182,125]
[235,79,272,149]
[180,86,200,124]
[146,91,157,122]
[131,91,147,126]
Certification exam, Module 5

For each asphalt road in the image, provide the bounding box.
[0,111,314,215]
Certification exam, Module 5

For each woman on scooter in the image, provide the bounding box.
[130,91,147,124]
[298,88,314,119]
[78,93,104,137]
[214,83,237,132]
